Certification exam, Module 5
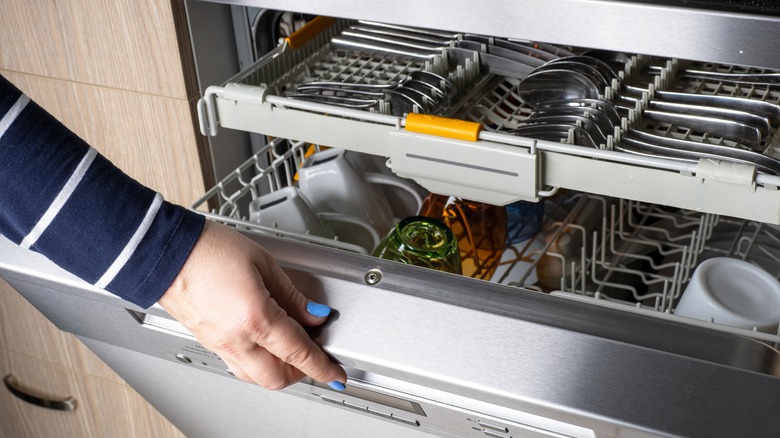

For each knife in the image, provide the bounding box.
[448,47,535,79]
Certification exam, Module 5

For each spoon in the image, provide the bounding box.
[517,57,772,148]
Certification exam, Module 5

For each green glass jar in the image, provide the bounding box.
[372,216,462,274]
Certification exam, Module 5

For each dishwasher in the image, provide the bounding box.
[2,1,780,437]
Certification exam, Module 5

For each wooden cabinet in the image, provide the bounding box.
[0,279,186,438]
[0,0,207,435]
[0,0,209,204]
[0,0,196,98]
[1,346,184,438]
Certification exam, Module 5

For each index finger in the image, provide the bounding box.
[256,300,347,386]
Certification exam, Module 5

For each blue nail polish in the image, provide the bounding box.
[307,301,332,318]
[328,381,346,391]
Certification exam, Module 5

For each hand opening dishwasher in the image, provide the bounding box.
[2,1,780,437]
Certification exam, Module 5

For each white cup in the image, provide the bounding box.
[298,148,423,237]
[249,186,379,253]
[346,151,428,220]
[675,257,780,333]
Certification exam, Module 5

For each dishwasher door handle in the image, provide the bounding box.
[127,309,195,339]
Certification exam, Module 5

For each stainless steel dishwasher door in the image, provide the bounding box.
[1,232,780,438]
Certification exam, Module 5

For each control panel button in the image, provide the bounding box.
[391,414,420,427]
[174,354,191,364]
[483,429,512,438]
[343,400,368,412]
[319,395,344,406]
[367,407,393,419]
[478,420,509,433]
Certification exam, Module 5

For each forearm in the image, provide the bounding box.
[0,75,204,308]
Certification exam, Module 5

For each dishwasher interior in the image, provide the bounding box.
[193,15,780,348]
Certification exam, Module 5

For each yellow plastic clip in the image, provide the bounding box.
[405,113,482,142]
[285,16,337,50]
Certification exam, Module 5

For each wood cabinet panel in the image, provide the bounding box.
[0,292,5,353]
[0,71,207,206]
[1,350,185,438]
[0,278,125,385]
[1,351,99,437]
[0,351,28,438]
[0,0,197,99]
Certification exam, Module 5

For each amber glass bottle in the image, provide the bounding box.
[419,194,507,280]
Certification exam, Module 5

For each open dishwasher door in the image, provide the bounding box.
[2,232,779,438]
[4,1,780,437]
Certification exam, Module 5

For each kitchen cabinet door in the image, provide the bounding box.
[1,349,185,438]
[0,0,196,99]
[0,278,125,383]
[1,350,98,437]
[0,279,185,437]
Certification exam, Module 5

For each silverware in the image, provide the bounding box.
[530,106,617,140]
[287,93,381,109]
[618,129,780,175]
[538,98,623,126]
[455,40,547,67]
[646,65,780,86]
[331,36,438,59]
[507,39,576,57]
[515,114,609,144]
[295,80,401,91]
[462,34,560,62]
[517,57,776,148]
[348,25,453,46]
[341,29,447,53]
[627,88,780,128]
[409,70,456,96]
[644,100,770,139]
[448,47,536,79]
[524,95,776,170]
[510,124,600,149]
[556,56,780,128]
[289,71,454,116]
[516,68,602,105]
[640,109,762,149]
[356,20,460,40]
[403,79,448,104]
[295,85,386,98]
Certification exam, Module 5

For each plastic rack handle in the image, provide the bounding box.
[405,113,482,142]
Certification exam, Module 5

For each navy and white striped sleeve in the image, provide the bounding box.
[0,75,205,308]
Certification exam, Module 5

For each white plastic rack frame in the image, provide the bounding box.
[197,18,780,224]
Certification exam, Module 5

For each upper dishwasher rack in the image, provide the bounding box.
[197,18,780,224]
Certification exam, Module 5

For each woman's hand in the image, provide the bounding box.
[158,220,347,390]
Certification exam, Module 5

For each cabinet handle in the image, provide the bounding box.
[3,374,78,411]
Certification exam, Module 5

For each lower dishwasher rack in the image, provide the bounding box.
[193,136,780,349]
[196,18,780,224]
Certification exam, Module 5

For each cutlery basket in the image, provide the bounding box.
[196,17,780,224]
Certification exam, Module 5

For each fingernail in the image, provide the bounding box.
[328,381,346,391]
[306,301,332,318]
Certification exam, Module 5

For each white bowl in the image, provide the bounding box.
[675,257,780,332]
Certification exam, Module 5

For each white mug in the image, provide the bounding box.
[249,186,379,254]
[298,148,423,237]
[346,151,428,220]
[674,257,780,333]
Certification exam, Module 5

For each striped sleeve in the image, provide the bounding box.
[0,75,205,308]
